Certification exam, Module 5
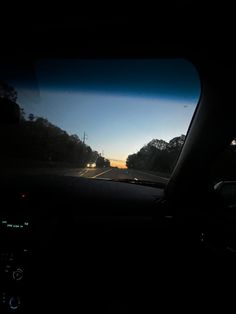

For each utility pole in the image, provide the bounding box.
[82,132,88,144]
[81,132,88,167]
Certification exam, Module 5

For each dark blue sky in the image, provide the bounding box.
[16,59,200,166]
[34,59,199,101]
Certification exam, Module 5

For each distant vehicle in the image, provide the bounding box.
[86,162,96,168]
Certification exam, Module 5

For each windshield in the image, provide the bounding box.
[0,59,200,184]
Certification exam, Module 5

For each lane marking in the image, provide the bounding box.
[91,169,112,178]
[79,170,88,176]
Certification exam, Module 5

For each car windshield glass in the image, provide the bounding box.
[0,59,200,184]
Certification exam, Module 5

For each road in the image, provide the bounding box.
[65,167,169,184]
[3,167,169,184]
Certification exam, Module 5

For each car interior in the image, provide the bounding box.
[1,8,236,313]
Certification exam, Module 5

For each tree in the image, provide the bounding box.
[0,81,20,124]
[28,113,35,122]
[0,112,102,167]
[96,156,105,168]
[126,135,186,174]
[91,151,100,162]
[20,107,26,121]
[104,159,110,167]
[0,80,18,102]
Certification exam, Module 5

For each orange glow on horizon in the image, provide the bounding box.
[109,159,127,169]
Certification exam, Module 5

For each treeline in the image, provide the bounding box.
[0,114,104,167]
[0,81,111,168]
[126,135,185,174]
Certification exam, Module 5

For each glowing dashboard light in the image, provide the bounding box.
[19,192,29,200]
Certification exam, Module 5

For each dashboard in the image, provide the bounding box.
[0,174,235,312]
[0,174,162,312]
[0,188,33,313]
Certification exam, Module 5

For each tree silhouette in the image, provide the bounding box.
[28,113,35,122]
[0,113,108,168]
[126,135,186,174]
[0,80,18,102]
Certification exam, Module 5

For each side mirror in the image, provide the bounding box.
[0,98,20,124]
[214,181,236,208]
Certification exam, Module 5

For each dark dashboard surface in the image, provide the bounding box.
[0,174,164,313]
[0,174,234,313]
[0,174,163,223]
[1,174,163,207]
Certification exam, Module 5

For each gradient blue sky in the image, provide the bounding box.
[15,59,200,164]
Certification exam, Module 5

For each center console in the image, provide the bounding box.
[0,218,32,313]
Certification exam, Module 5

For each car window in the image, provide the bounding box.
[0,59,200,184]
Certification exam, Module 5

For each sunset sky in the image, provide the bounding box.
[16,59,200,168]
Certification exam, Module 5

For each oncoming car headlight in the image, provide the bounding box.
[87,163,96,168]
